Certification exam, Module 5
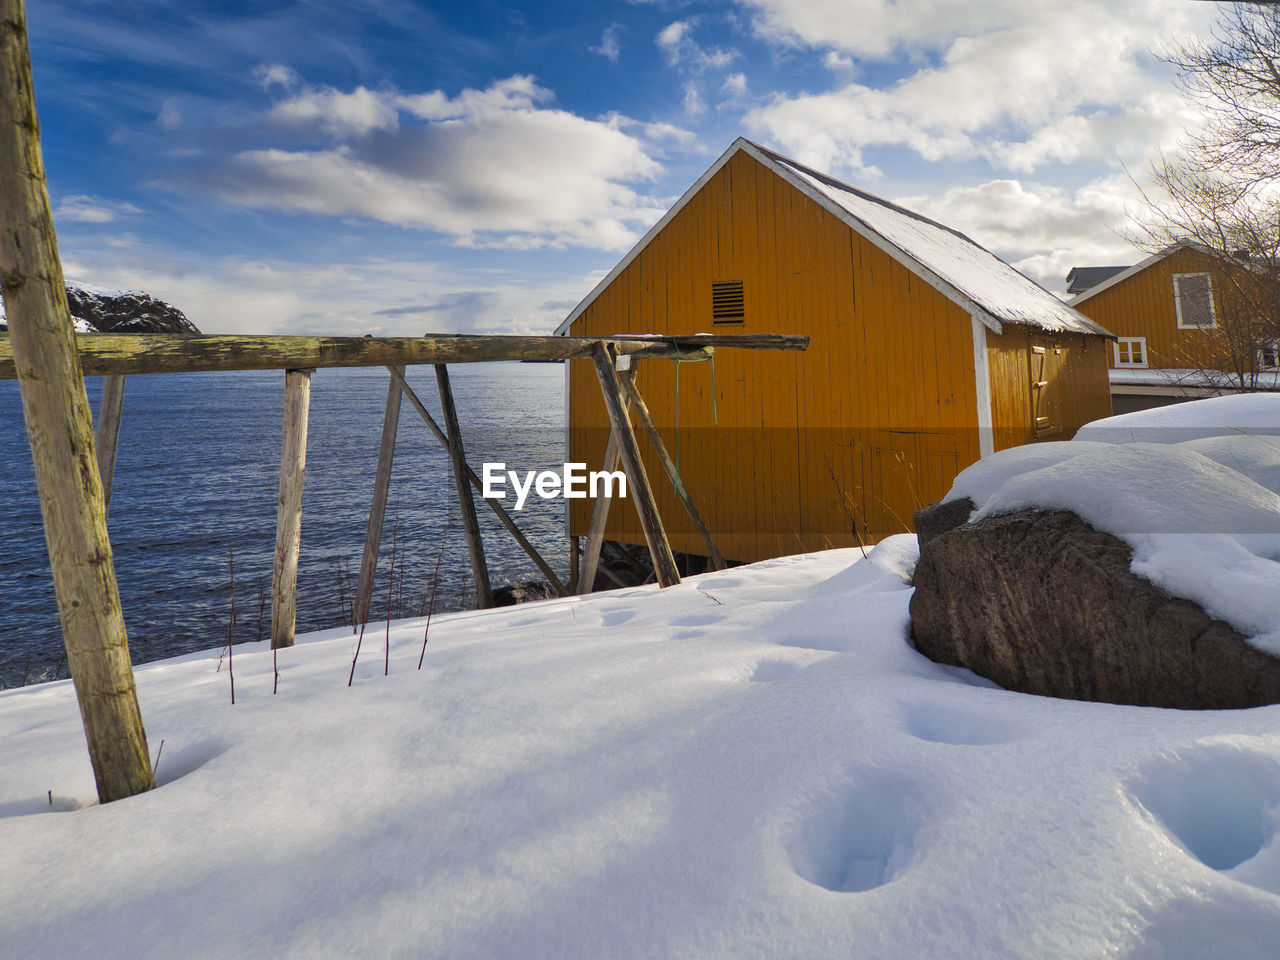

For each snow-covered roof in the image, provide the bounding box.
[556,138,1111,338]
[1108,367,1280,392]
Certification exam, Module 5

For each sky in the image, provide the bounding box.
[27,0,1218,337]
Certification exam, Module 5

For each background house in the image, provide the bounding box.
[558,139,1113,563]
[1068,242,1280,414]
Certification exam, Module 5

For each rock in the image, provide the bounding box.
[909,508,1280,709]
[65,285,199,334]
[493,581,557,607]
[913,496,974,549]
[0,284,200,334]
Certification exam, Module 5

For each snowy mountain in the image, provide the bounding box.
[0,283,199,334]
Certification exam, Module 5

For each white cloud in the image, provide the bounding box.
[253,63,300,90]
[823,51,853,72]
[396,75,550,120]
[268,85,399,138]
[723,72,747,95]
[156,98,182,130]
[683,81,706,115]
[896,175,1146,292]
[200,76,667,250]
[592,24,622,62]
[656,18,739,72]
[54,195,142,224]
[740,0,1024,59]
[742,1,1215,178]
[60,242,591,337]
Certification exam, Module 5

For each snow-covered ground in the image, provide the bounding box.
[5,398,1280,958]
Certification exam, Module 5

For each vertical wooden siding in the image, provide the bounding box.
[1073,248,1239,371]
[985,326,1112,451]
[567,151,984,561]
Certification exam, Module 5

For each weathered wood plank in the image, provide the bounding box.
[578,365,634,594]
[0,0,153,802]
[352,367,403,628]
[387,366,569,597]
[271,369,311,648]
[94,374,125,514]
[435,364,493,608]
[591,343,680,588]
[0,333,805,379]
[619,370,728,571]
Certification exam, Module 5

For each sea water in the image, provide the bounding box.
[0,363,566,685]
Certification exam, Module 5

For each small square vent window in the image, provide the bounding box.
[712,280,744,323]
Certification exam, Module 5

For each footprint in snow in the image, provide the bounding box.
[899,700,1017,746]
[670,612,723,627]
[600,609,635,627]
[750,659,801,682]
[786,775,926,893]
[1132,743,1280,887]
[696,577,741,590]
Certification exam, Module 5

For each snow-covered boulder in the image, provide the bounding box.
[910,404,1280,709]
[912,508,1280,708]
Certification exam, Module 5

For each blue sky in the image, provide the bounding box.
[27,0,1216,336]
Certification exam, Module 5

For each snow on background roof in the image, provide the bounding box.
[945,395,1280,654]
[1108,368,1280,392]
[754,143,1112,338]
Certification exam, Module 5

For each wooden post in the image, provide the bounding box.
[353,366,403,627]
[95,374,125,513]
[568,536,580,594]
[590,343,681,588]
[386,366,568,596]
[0,0,153,802]
[578,365,633,594]
[619,369,728,571]
[271,368,311,648]
[435,364,493,607]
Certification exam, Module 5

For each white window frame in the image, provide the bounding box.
[1259,339,1280,372]
[1113,336,1148,368]
[1172,273,1217,329]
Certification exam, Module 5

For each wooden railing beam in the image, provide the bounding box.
[0,333,808,380]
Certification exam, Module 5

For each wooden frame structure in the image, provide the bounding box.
[0,0,807,805]
[3,331,806,639]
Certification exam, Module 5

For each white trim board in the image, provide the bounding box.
[971,314,994,459]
